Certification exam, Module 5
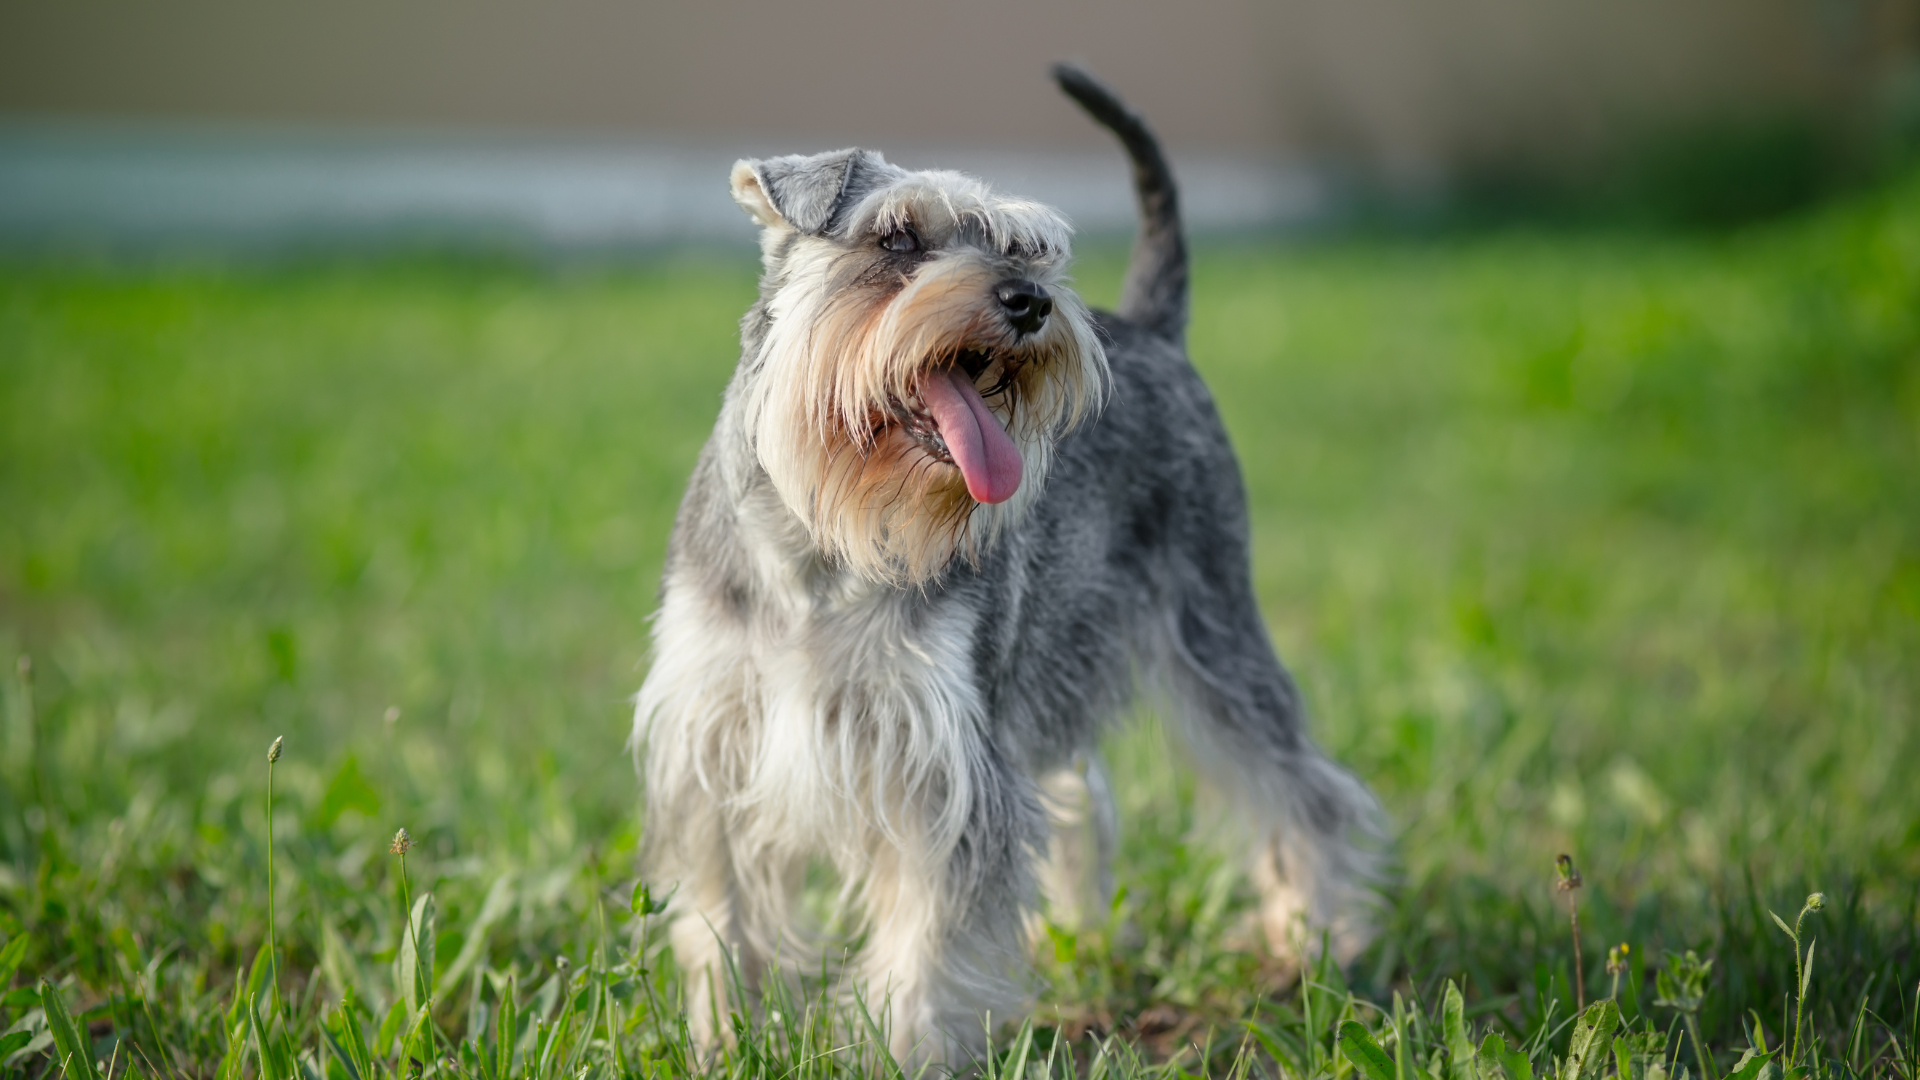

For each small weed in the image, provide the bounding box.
[1558,856,1587,1013]
[1770,892,1826,1068]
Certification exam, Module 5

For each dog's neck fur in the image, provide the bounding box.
[707,298,922,614]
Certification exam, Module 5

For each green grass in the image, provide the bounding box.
[2,168,1918,1079]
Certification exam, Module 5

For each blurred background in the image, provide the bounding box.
[5,0,1919,249]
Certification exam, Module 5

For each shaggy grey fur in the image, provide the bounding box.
[635,63,1382,1067]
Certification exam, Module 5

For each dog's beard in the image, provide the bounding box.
[742,248,1105,585]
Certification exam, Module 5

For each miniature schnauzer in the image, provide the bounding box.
[634,63,1382,1066]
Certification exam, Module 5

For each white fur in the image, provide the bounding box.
[638,499,1011,1061]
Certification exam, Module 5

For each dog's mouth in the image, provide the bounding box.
[883,347,1025,505]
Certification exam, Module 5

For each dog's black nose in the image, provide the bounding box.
[995,280,1053,335]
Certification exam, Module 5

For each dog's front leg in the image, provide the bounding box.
[857,838,958,1066]
[853,754,1044,1069]
[656,804,763,1053]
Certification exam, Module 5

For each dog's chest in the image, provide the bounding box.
[710,572,989,855]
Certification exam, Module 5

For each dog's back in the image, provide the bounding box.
[974,63,1382,963]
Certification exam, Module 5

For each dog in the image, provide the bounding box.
[633,63,1382,1067]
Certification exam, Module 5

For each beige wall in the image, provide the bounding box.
[1261,0,1872,180]
[1,0,1906,180]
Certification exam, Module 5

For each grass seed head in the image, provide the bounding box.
[267,736,284,763]
[1556,854,1584,891]
[390,827,415,855]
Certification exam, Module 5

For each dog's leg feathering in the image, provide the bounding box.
[1158,565,1388,969]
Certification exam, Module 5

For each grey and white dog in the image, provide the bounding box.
[634,64,1382,1066]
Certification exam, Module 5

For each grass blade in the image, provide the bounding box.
[246,940,275,1016]
[399,1004,434,1073]
[496,978,517,1080]
[440,874,515,1001]
[216,968,250,1080]
[374,998,407,1063]
[329,988,378,1080]
[40,980,101,1080]
[248,993,295,1080]
[0,935,28,989]
[1444,981,1476,1080]
[396,893,437,1017]
[1003,1017,1036,1080]
[319,1021,363,1080]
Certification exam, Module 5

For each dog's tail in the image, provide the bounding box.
[1051,62,1188,344]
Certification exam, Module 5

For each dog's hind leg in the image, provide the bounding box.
[1032,750,1117,934]
[1156,566,1384,968]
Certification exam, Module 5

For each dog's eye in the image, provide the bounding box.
[880,227,920,254]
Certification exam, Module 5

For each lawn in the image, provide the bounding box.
[2,169,1918,1079]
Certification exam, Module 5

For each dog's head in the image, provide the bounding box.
[729,149,1106,586]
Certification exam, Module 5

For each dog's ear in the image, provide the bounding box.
[730,149,894,235]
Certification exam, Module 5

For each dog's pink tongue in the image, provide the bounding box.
[922,367,1023,504]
